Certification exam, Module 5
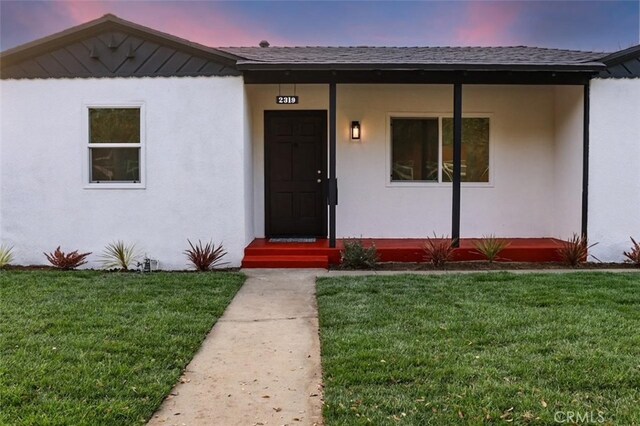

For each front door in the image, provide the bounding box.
[265,110,327,237]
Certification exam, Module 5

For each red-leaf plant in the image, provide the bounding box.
[184,239,228,271]
[424,234,457,268]
[556,234,597,267]
[44,246,92,270]
[623,237,640,266]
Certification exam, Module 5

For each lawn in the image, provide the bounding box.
[317,272,640,425]
[0,270,244,425]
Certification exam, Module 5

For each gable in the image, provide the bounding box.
[598,45,640,78]
[0,15,241,79]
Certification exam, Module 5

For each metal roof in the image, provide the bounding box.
[598,45,640,78]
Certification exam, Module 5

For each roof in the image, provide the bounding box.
[221,46,607,71]
[2,13,637,80]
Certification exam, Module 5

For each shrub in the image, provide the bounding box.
[424,234,456,268]
[623,237,640,266]
[185,239,228,271]
[340,239,379,269]
[0,244,14,268]
[557,234,597,267]
[44,247,91,270]
[473,235,510,263]
[100,241,141,271]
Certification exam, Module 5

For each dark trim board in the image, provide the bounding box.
[237,62,605,72]
[581,83,590,237]
[329,83,337,248]
[451,83,462,247]
[243,70,597,85]
[264,110,328,238]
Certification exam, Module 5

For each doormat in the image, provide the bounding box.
[269,238,317,243]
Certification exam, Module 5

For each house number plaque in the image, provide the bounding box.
[276,96,299,104]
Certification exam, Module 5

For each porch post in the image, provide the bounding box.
[329,83,337,248]
[581,83,590,237]
[451,83,462,247]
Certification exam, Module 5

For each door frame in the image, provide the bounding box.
[264,110,328,238]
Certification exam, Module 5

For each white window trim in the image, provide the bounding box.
[385,112,494,188]
[82,102,146,190]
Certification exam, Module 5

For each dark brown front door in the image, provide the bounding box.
[265,110,327,237]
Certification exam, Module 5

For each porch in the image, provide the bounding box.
[244,83,587,261]
[242,238,565,268]
[238,48,597,268]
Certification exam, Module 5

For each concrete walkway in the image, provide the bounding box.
[149,269,325,426]
[149,267,634,425]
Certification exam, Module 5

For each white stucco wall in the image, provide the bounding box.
[243,86,255,246]
[1,77,599,266]
[0,76,249,268]
[589,78,640,261]
[247,84,583,239]
[0,82,4,246]
[553,86,584,238]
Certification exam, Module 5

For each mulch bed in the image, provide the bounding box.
[3,265,56,271]
[333,262,639,271]
[2,265,240,272]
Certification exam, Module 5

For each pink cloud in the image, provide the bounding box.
[49,0,290,47]
[54,0,111,24]
[455,1,522,46]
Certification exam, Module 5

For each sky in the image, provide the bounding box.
[1,0,639,53]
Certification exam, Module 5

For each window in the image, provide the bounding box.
[391,118,439,181]
[88,107,142,184]
[442,117,489,183]
[390,116,490,183]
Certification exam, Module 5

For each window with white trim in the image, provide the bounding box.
[390,116,490,183]
[88,107,141,183]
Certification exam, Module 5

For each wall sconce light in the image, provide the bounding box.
[351,121,361,140]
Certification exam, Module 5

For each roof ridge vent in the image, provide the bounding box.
[259,40,270,48]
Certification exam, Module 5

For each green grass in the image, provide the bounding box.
[317,273,640,425]
[0,270,244,425]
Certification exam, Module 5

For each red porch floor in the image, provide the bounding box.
[242,238,566,269]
